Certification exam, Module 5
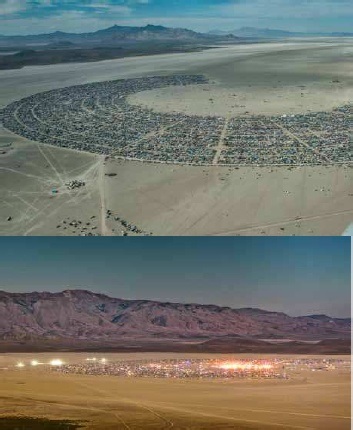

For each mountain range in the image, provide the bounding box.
[0,290,350,353]
[209,27,353,38]
[0,25,350,50]
[0,24,239,49]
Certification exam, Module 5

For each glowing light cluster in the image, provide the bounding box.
[86,357,107,363]
[216,361,273,371]
[30,360,40,367]
[15,362,25,368]
[49,359,64,367]
[148,363,162,369]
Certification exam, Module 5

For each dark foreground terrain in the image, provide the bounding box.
[0,417,82,430]
[0,338,350,355]
[0,43,214,70]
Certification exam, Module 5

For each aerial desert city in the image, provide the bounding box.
[0,0,352,236]
[0,236,351,429]
[0,1,351,430]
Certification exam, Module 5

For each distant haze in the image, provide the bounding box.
[0,237,350,318]
[0,0,352,36]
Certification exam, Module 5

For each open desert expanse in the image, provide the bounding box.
[0,353,350,429]
[0,40,352,236]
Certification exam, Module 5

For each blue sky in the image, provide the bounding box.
[0,0,352,35]
[0,237,350,317]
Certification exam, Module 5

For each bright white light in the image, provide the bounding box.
[100,358,107,364]
[217,361,273,371]
[15,362,25,368]
[49,359,64,367]
[30,360,39,367]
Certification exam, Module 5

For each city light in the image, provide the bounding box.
[49,359,64,367]
[217,361,273,371]
[86,357,107,363]
[12,357,349,381]
[50,358,283,379]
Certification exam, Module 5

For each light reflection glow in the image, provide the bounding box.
[216,361,273,371]
[49,359,64,367]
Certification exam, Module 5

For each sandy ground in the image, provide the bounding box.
[128,81,352,117]
[104,161,352,236]
[0,40,352,236]
[128,43,353,117]
[2,41,351,108]
[0,353,350,430]
[0,128,102,236]
[1,144,351,235]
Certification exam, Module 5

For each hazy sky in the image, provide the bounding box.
[0,237,350,317]
[0,0,352,35]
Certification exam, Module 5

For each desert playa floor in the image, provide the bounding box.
[0,40,352,236]
[0,353,350,430]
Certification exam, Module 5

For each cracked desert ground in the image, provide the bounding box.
[0,353,350,429]
[0,40,352,236]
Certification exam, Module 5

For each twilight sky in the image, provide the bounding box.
[0,237,350,317]
[0,0,352,35]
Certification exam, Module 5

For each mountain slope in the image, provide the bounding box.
[0,290,350,343]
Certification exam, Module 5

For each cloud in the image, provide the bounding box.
[213,0,353,20]
[0,10,133,34]
[0,0,351,34]
[85,3,132,15]
[0,10,244,35]
[0,0,28,15]
[0,0,144,19]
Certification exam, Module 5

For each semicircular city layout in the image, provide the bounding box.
[0,74,351,166]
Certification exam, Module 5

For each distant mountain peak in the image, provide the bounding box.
[144,24,167,30]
